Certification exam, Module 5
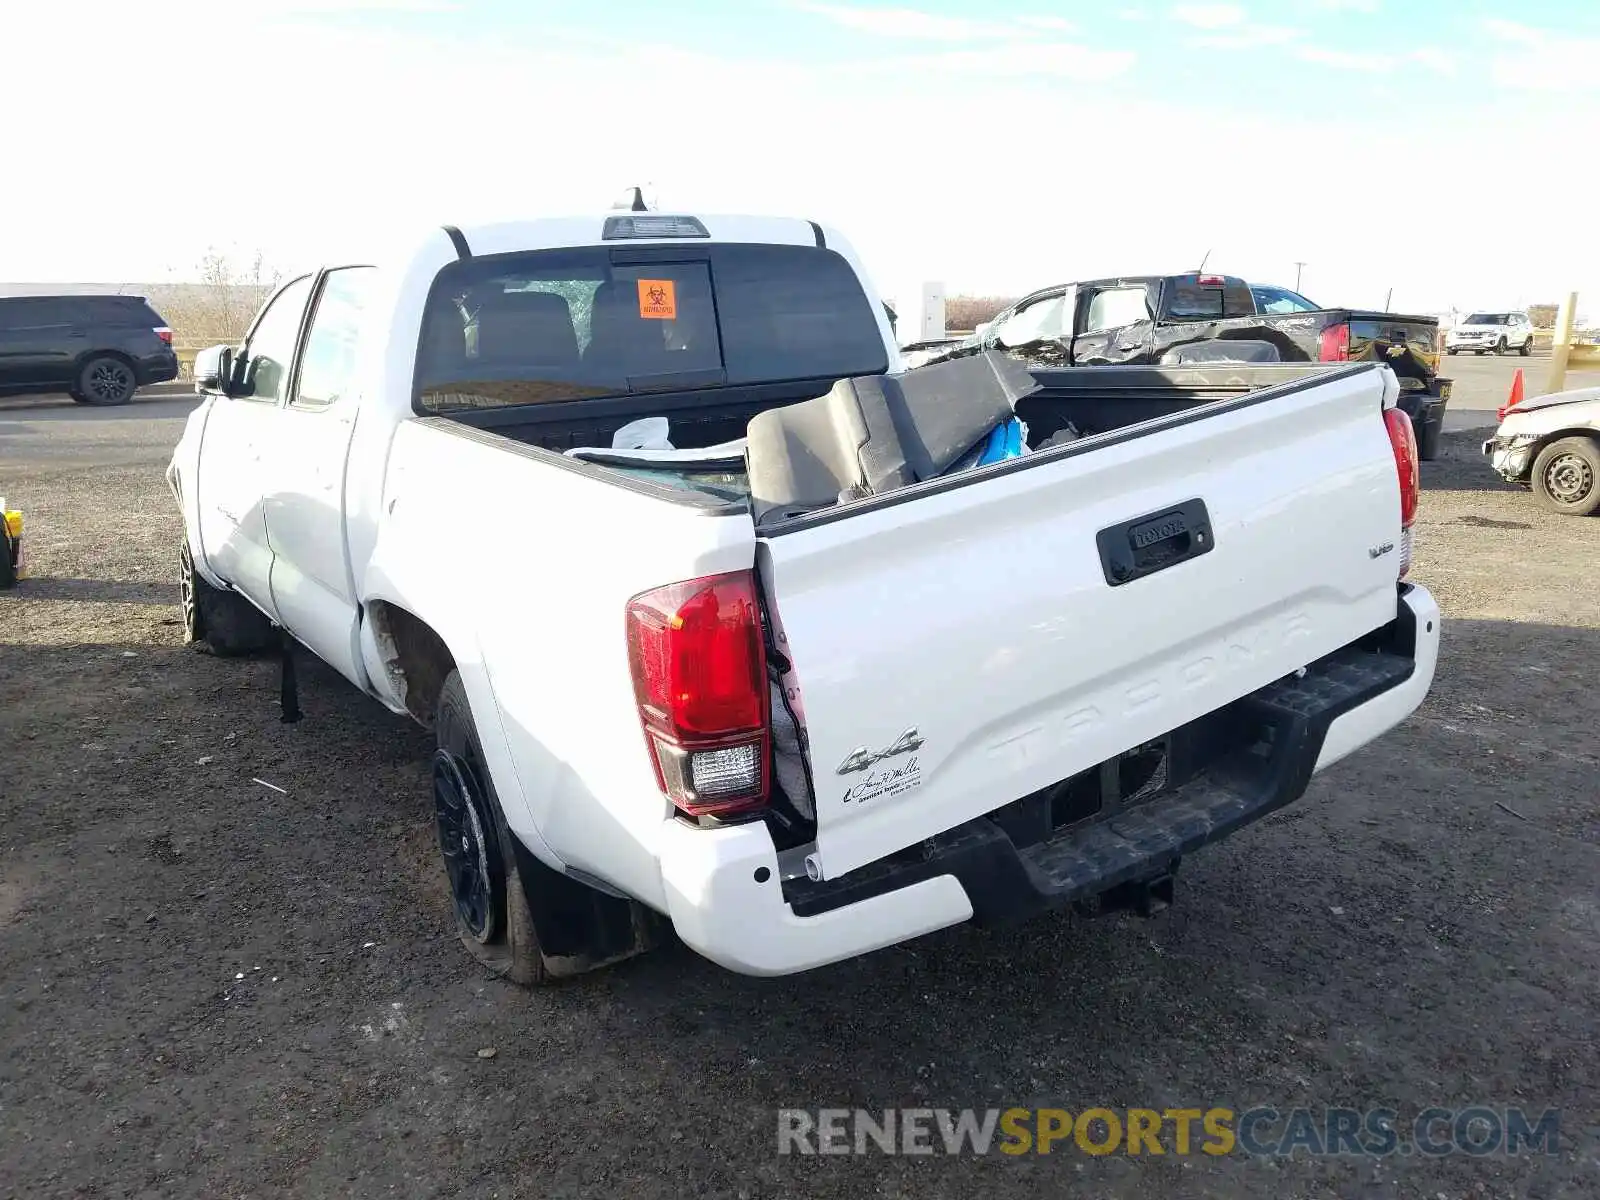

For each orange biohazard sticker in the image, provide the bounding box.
[637,279,677,320]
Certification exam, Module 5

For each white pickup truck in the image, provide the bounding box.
[168,210,1440,983]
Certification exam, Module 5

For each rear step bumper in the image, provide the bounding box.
[656,583,1439,976]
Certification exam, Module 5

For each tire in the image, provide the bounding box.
[433,670,550,986]
[1476,349,1487,356]
[180,540,276,655]
[1519,337,1533,357]
[77,355,137,406]
[1446,348,1457,356]
[1494,337,1508,356]
[1530,437,1600,516]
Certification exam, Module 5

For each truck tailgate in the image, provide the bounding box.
[758,364,1407,881]
[1345,311,1439,387]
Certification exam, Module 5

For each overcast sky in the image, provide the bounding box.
[4,0,1595,313]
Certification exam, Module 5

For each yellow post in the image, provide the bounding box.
[1546,291,1578,394]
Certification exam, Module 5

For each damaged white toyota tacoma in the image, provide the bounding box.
[167,210,1440,982]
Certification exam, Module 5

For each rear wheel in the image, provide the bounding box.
[1519,336,1533,357]
[433,671,549,986]
[77,356,137,405]
[1531,437,1600,516]
[180,540,276,655]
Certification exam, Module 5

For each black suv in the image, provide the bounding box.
[0,294,180,405]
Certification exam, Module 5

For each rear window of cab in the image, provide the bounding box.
[414,243,889,412]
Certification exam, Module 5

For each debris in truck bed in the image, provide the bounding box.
[745,350,1038,524]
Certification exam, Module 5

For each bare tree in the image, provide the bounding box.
[945,295,1018,333]
[149,249,281,355]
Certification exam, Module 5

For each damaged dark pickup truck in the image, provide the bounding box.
[920,273,1451,460]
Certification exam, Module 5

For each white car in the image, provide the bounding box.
[1446,311,1536,356]
[1483,385,1600,515]
[166,209,1438,982]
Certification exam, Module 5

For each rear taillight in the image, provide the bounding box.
[1384,407,1419,578]
[1319,323,1350,362]
[626,570,770,818]
[154,326,173,345]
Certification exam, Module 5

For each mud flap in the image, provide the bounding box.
[279,629,302,724]
[509,837,666,977]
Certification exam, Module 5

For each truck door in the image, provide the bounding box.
[1071,284,1156,365]
[195,274,316,613]
[984,289,1072,363]
[261,266,376,687]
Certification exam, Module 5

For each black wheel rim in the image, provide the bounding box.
[433,750,502,943]
[87,360,134,403]
[1544,453,1594,505]
[179,543,199,638]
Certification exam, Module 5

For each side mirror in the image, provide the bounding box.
[193,344,234,395]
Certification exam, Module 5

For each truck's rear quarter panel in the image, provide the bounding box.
[365,418,757,907]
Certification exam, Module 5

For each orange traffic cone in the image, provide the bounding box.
[1498,368,1525,421]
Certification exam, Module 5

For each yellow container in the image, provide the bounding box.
[1,507,22,587]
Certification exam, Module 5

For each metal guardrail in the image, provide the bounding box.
[173,343,208,382]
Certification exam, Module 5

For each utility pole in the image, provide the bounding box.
[1547,291,1579,394]
[1294,261,1306,292]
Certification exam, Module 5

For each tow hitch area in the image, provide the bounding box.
[1078,869,1177,918]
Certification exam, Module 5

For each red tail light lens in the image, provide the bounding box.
[154,326,173,345]
[1319,323,1350,362]
[1384,407,1419,578]
[1385,408,1419,528]
[626,571,769,817]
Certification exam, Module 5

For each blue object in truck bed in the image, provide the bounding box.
[975,417,1027,466]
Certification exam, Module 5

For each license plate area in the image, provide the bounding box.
[987,736,1177,850]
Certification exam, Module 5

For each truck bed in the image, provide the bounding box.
[441,362,1366,513]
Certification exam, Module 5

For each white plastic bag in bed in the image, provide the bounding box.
[610,416,673,451]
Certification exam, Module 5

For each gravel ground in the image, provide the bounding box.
[1,394,1597,1199]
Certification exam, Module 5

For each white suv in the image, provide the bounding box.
[1447,311,1535,356]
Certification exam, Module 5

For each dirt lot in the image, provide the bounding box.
[2,395,1597,1199]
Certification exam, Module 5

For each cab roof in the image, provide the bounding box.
[446,213,827,260]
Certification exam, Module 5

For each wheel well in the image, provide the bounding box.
[367,601,456,726]
[1533,429,1600,458]
[72,349,137,376]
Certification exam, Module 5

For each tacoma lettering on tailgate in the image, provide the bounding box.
[985,608,1315,772]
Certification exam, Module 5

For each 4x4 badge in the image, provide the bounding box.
[837,727,924,775]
